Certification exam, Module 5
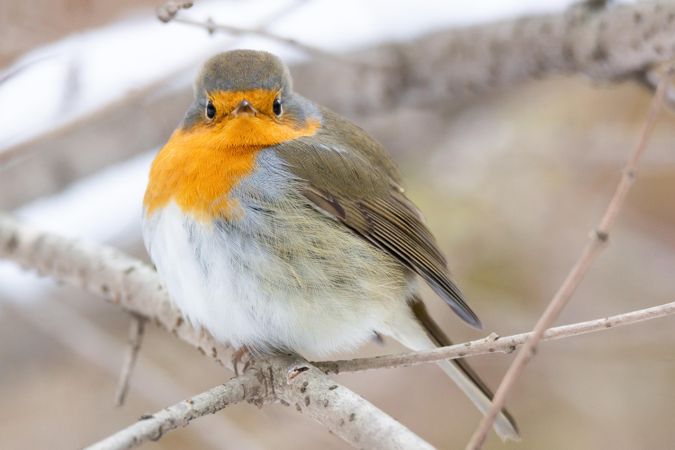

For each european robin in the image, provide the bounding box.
[142,50,518,440]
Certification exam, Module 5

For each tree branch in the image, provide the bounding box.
[316,300,675,373]
[465,64,674,450]
[115,315,146,406]
[278,360,435,450]
[295,1,675,114]
[86,369,263,450]
[157,0,342,64]
[87,354,434,450]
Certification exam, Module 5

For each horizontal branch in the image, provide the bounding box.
[295,1,675,114]
[317,300,675,373]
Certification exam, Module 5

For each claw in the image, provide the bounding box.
[231,346,251,376]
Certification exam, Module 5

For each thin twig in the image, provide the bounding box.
[156,0,193,23]
[159,2,386,69]
[316,300,675,373]
[87,371,260,450]
[156,0,327,58]
[115,315,146,406]
[172,16,337,61]
[465,66,675,450]
[635,63,675,110]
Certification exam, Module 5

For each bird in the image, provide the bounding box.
[142,49,518,441]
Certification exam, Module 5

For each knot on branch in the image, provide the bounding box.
[287,364,311,382]
[594,229,610,243]
[486,332,500,342]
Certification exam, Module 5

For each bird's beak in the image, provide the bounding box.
[232,99,257,116]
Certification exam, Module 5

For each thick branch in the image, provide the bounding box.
[279,361,434,450]
[294,1,675,113]
[317,300,675,373]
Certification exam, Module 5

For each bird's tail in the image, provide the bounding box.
[403,300,520,442]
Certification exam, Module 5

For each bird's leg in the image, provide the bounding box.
[231,346,252,376]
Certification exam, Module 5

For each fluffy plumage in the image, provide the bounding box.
[142,49,518,440]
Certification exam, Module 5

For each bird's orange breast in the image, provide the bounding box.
[144,100,319,222]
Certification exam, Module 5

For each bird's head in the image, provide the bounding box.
[180,49,320,149]
[144,50,320,220]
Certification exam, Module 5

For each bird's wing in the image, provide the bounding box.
[274,109,481,328]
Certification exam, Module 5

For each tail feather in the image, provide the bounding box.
[409,300,520,442]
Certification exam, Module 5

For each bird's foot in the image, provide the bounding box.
[231,346,253,376]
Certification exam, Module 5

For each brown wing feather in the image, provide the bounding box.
[275,107,480,327]
[302,186,481,328]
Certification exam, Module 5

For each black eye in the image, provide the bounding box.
[273,98,282,116]
[206,100,216,119]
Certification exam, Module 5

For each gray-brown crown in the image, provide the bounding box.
[196,50,293,94]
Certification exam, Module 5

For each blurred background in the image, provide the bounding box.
[1,1,674,449]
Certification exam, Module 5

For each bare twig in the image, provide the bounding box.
[156,0,339,62]
[156,0,385,68]
[156,1,193,23]
[87,370,260,450]
[635,62,675,111]
[278,361,435,450]
[115,315,146,406]
[317,300,675,373]
[465,66,674,450]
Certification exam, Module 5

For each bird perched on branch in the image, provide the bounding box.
[142,49,518,440]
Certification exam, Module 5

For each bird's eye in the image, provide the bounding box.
[206,100,216,120]
[272,97,283,117]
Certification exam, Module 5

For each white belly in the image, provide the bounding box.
[143,201,414,357]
